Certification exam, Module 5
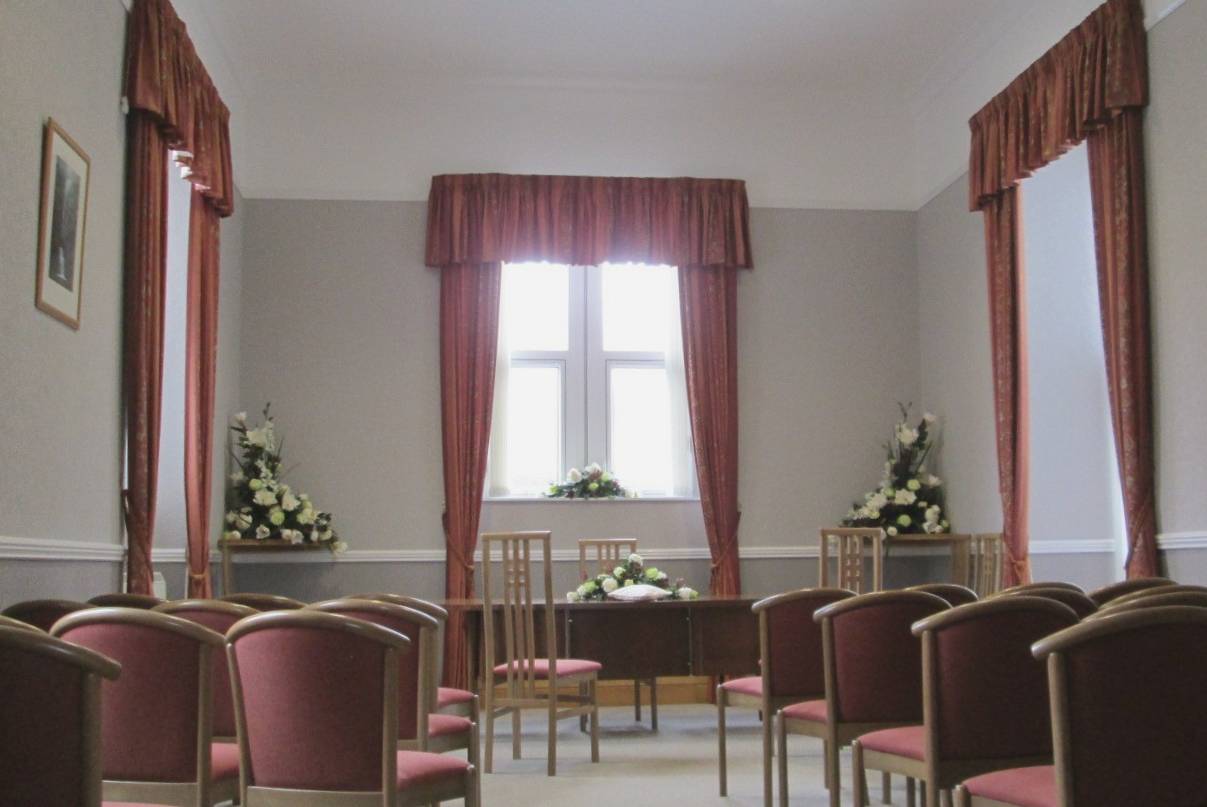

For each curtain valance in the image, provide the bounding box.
[126,0,235,216]
[424,174,753,269]
[968,0,1147,211]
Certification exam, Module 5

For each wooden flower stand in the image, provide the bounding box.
[217,537,326,595]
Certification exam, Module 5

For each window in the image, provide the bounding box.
[489,262,695,498]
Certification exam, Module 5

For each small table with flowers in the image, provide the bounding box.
[818,532,972,592]
[217,537,326,595]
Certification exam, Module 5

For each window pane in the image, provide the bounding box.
[505,365,562,494]
[601,263,675,352]
[502,262,569,351]
[609,365,672,495]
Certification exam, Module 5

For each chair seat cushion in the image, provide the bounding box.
[437,686,474,708]
[493,658,602,678]
[396,750,470,789]
[211,741,240,782]
[961,765,1057,807]
[782,698,827,723]
[720,676,762,697]
[429,713,473,738]
[859,726,925,760]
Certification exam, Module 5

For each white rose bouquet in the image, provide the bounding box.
[545,462,629,499]
[222,404,346,553]
[841,404,950,537]
[567,552,698,602]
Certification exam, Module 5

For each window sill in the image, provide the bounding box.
[483,496,701,504]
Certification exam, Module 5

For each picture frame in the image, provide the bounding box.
[35,118,91,329]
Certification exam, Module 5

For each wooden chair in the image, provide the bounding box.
[1000,587,1097,619]
[2,598,92,631]
[0,613,45,631]
[968,534,1004,595]
[577,537,658,728]
[87,593,164,609]
[1085,576,1173,606]
[716,587,853,806]
[1091,588,1207,616]
[51,608,237,806]
[481,530,601,776]
[227,609,477,806]
[0,625,123,806]
[775,590,949,807]
[997,582,1084,596]
[153,599,257,742]
[1096,582,1200,608]
[349,593,480,721]
[818,527,885,593]
[219,592,306,611]
[955,606,1207,807]
[906,584,979,607]
[852,596,1078,807]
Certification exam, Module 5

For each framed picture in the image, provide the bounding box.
[35,118,91,329]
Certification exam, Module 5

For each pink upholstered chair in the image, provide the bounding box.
[2,598,92,631]
[153,599,257,742]
[218,592,306,611]
[1085,576,1173,606]
[716,587,854,805]
[955,606,1207,807]
[996,582,1084,596]
[1000,587,1098,619]
[1091,588,1207,616]
[906,583,979,607]
[0,613,44,631]
[50,607,236,806]
[226,609,477,806]
[775,590,949,807]
[348,592,479,721]
[852,596,1079,807]
[310,598,480,804]
[88,593,165,609]
[1096,582,1207,609]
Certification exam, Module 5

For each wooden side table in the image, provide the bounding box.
[217,538,326,595]
[817,530,973,592]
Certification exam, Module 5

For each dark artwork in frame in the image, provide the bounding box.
[35,118,91,329]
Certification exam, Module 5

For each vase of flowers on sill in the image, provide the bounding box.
[567,553,698,602]
[545,462,634,499]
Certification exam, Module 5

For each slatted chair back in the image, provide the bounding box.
[86,593,164,609]
[578,538,639,580]
[219,592,306,611]
[905,583,979,607]
[968,533,1004,595]
[2,599,93,632]
[1001,586,1098,619]
[818,527,884,593]
[1086,576,1174,606]
[481,531,556,701]
[1033,606,1207,806]
[350,593,450,688]
[0,627,121,807]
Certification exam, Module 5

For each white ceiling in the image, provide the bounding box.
[181,0,1185,210]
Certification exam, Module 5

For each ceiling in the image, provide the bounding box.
[184,0,1183,210]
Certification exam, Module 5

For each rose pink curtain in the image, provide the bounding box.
[123,0,235,594]
[969,0,1155,580]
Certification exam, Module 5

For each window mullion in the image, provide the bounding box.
[565,267,589,474]
[584,265,607,468]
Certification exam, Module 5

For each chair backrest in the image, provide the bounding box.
[2,599,92,631]
[814,590,949,723]
[1001,586,1098,619]
[1085,576,1174,606]
[349,593,450,689]
[1033,607,1207,806]
[753,588,855,699]
[913,596,1078,764]
[0,614,45,631]
[0,626,121,807]
[905,583,979,607]
[219,593,306,611]
[481,531,556,700]
[227,610,410,796]
[819,527,884,593]
[578,538,638,580]
[154,599,257,739]
[1099,582,1203,608]
[51,608,222,787]
[969,533,1004,595]
[309,598,438,743]
[1092,589,1207,617]
[998,581,1085,596]
[87,593,164,609]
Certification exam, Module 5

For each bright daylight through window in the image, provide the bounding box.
[488,262,695,498]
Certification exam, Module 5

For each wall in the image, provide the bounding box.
[235,200,923,597]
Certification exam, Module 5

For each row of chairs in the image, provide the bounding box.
[0,591,482,807]
[720,574,1203,806]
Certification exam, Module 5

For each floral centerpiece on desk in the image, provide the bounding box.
[566,552,699,602]
[221,404,347,554]
[545,462,633,499]
[841,404,951,537]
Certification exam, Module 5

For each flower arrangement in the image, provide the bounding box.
[221,404,346,553]
[545,462,631,499]
[566,553,699,602]
[841,404,951,537]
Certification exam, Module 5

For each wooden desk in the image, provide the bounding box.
[217,538,326,595]
[444,595,760,691]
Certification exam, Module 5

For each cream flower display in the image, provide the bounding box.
[545,462,628,499]
[568,552,698,602]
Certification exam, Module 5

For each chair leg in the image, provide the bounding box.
[634,678,642,722]
[512,704,523,760]
[852,740,868,807]
[470,723,482,805]
[649,678,658,731]
[547,683,558,776]
[589,676,600,763]
[920,780,927,806]
[483,694,495,774]
[953,785,970,807]
[925,776,940,807]
[941,789,954,807]
[579,681,588,733]
[775,712,789,807]
[762,706,773,807]
[717,686,728,796]
[907,777,916,807]
[883,771,892,804]
[826,726,842,807]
